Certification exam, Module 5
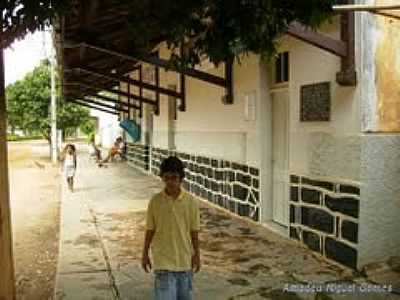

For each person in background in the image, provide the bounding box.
[88,138,103,167]
[61,144,77,192]
[102,136,125,163]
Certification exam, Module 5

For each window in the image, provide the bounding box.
[275,52,289,84]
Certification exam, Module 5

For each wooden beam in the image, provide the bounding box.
[66,86,140,110]
[66,99,119,115]
[65,81,157,106]
[68,54,121,71]
[0,43,16,300]
[287,22,347,58]
[96,26,130,42]
[372,11,400,21]
[80,1,100,29]
[65,41,228,88]
[85,91,140,110]
[332,4,400,12]
[74,97,129,113]
[71,67,182,99]
[78,0,100,62]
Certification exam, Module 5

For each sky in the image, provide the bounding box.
[4,30,52,87]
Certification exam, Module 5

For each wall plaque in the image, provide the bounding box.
[300,82,330,122]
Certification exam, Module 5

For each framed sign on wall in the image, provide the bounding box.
[300,82,331,122]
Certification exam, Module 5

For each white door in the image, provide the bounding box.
[271,91,289,226]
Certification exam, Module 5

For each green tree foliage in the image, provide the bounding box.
[1,1,69,47]
[124,0,336,67]
[2,1,335,66]
[6,60,91,141]
[79,118,96,137]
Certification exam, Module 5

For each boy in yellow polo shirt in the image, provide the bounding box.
[142,156,201,300]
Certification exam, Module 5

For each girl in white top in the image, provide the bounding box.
[62,144,77,191]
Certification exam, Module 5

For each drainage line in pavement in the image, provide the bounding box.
[59,269,109,275]
[87,205,121,300]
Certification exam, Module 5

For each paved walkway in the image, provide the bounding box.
[54,147,400,300]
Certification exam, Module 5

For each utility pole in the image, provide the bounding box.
[50,27,57,164]
[0,35,16,300]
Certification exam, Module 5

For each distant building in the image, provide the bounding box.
[90,108,121,148]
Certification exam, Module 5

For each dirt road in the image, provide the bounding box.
[8,141,61,300]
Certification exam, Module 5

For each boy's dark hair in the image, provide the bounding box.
[160,156,185,179]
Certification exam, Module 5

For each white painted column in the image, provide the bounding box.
[257,58,273,223]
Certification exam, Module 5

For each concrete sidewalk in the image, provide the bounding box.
[54,149,399,300]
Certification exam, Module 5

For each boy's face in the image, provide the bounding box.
[162,172,182,190]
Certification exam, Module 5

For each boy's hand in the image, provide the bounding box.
[192,253,201,273]
[141,253,152,273]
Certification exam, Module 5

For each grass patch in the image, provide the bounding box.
[7,135,43,141]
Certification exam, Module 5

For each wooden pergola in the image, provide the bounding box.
[54,2,400,120]
[2,1,400,299]
[56,2,366,121]
[56,2,235,117]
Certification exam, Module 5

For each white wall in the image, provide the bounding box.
[152,45,261,166]
[270,21,361,182]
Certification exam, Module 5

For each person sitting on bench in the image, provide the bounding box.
[102,136,125,163]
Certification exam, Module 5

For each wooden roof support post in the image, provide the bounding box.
[179,45,186,112]
[336,2,357,86]
[0,44,16,300]
[139,65,143,119]
[224,58,234,104]
[287,1,356,86]
[127,75,132,120]
[179,72,186,112]
[154,66,160,116]
[126,75,130,120]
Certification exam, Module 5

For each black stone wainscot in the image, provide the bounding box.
[325,237,357,269]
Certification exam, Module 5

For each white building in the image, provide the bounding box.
[121,12,400,270]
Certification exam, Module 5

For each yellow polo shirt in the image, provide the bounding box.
[146,190,200,271]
